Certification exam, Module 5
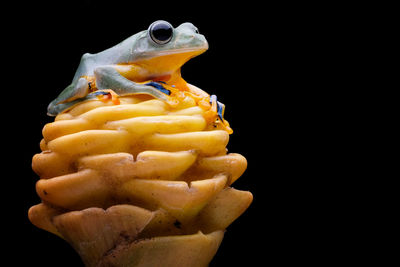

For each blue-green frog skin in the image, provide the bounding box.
[47,21,208,116]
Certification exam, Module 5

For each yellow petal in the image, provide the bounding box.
[47,130,130,156]
[78,150,197,181]
[32,151,71,179]
[79,100,167,124]
[195,187,253,233]
[106,115,206,135]
[28,203,63,238]
[53,205,154,266]
[36,169,109,210]
[193,153,247,184]
[168,106,205,116]
[42,118,91,142]
[144,130,229,156]
[121,174,227,222]
[99,231,224,267]
[133,150,197,180]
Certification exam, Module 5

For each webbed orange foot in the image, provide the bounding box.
[202,95,233,134]
[94,90,120,105]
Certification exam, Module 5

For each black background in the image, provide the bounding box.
[2,1,358,266]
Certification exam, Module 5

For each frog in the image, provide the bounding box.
[47,20,226,122]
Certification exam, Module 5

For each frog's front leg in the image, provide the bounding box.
[93,66,174,103]
[47,77,90,116]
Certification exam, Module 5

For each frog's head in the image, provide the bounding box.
[129,21,208,74]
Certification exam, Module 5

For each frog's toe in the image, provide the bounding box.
[47,101,59,117]
[217,101,225,120]
[76,78,91,98]
[210,95,225,120]
[89,90,120,105]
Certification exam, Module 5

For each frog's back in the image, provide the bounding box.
[72,32,143,82]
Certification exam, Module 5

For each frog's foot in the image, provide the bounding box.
[143,81,181,107]
[47,78,91,116]
[91,90,120,105]
[203,95,221,122]
[94,66,179,107]
[204,95,233,134]
[210,95,225,121]
[144,81,171,95]
[52,78,90,105]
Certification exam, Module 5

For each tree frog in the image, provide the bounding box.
[47,20,225,121]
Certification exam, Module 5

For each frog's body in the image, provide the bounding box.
[48,21,214,116]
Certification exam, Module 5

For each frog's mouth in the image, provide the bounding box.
[138,42,208,59]
[134,45,208,76]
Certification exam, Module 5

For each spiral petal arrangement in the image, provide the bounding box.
[29,87,252,267]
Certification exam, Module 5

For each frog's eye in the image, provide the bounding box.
[148,20,174,45]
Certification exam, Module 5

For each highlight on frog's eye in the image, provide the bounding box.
[29,20,252,267]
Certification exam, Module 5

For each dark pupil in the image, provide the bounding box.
[152,23,172,42]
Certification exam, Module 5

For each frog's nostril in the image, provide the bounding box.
[192,26,199,34]
[177,22,199,34]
